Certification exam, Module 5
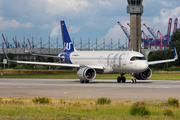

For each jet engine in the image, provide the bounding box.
[134,68,152,80]
[77,67,96,81]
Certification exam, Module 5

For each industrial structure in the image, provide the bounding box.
[118,18,179,49]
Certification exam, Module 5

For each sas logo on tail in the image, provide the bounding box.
[64,42,72,50]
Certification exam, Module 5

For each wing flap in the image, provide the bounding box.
[32,54,64,59]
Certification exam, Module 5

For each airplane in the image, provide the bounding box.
[2,21,178,84]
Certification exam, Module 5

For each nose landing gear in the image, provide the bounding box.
[131,73,136,84]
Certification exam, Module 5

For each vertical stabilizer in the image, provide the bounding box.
[60,21,75,53]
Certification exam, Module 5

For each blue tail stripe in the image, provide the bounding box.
[60,21,74,53]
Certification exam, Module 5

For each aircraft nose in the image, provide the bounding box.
[141,61,148,70]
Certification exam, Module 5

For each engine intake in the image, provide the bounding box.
[77,67,96,81]
[134,68,152,80]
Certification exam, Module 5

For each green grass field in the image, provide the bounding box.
[0,97,179,120]
[1,73,180,80]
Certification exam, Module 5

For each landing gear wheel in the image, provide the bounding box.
[80,80,84,83]
[131,73,137,84]
[131,79,134,84]
[134,79,136,83]
[122,77,126,83]
[117,77,122,83]
[85,80,89,83]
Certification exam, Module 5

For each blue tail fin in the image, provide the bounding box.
[60,21,75,53]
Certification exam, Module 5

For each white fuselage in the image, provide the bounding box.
[67,51,148,74]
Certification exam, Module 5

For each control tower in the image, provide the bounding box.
[127,0,143,51]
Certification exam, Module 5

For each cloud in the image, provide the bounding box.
[20,22,34,28]
[0,16,4,22]
[50,22,80,37]
[98,0,111,6]
[99,24,128,46]
[44,0,93,17]
[159,1,172,7]
[40,24,50,29]
[153,7,180,25]
[0,19,20,29]
[50,26,60,37]
[0,19,34,30]
[69,26,80,33]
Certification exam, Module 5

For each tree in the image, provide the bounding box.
[36,56,42,62]
[169,28,180,66]
[47,57,54,62]
[148,49,173,68]
[7,53,14,60]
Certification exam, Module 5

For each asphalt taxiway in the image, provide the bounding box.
[0,78,179,100]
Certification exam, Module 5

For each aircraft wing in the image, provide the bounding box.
[32,54,64,59]
[148,47,178,65]
[2,49,103,69]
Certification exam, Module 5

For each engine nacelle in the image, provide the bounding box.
[134,68,152,80]
[77,67,96,81]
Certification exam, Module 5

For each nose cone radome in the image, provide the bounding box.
[141,61,148,71]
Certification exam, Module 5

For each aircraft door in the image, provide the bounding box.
[122,53,129,66]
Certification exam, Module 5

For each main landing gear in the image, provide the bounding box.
[131,73,136,84]
[117,73,137,84]
[80,80,89,83]
[117,74,126,83]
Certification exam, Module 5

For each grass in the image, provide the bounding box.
[0,97,180,120]
[1,72,180,80]
[0,69,180,80]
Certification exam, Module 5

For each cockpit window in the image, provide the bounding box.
[130,56,146,61]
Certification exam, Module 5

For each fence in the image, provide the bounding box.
[0,37,128,54]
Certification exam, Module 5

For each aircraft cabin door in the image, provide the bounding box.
[122,53,129,66]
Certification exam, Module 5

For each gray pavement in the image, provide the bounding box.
[0,78,179,101]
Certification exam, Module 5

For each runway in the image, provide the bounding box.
[0,78,180,100]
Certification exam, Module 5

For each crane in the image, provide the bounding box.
[166,18,172,39]
[143,24,158,49]
[141,30,149,48]
[156,31,164,49]
[27,38,32,48]
[143,24,157,40]
[117,21,130,49]
[173,18,178,33]
[141,30,154,49]
[12,38,17,48]
[163,18,172,48]
[2,34,8,48]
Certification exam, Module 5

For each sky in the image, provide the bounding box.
[0,0,180,48]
